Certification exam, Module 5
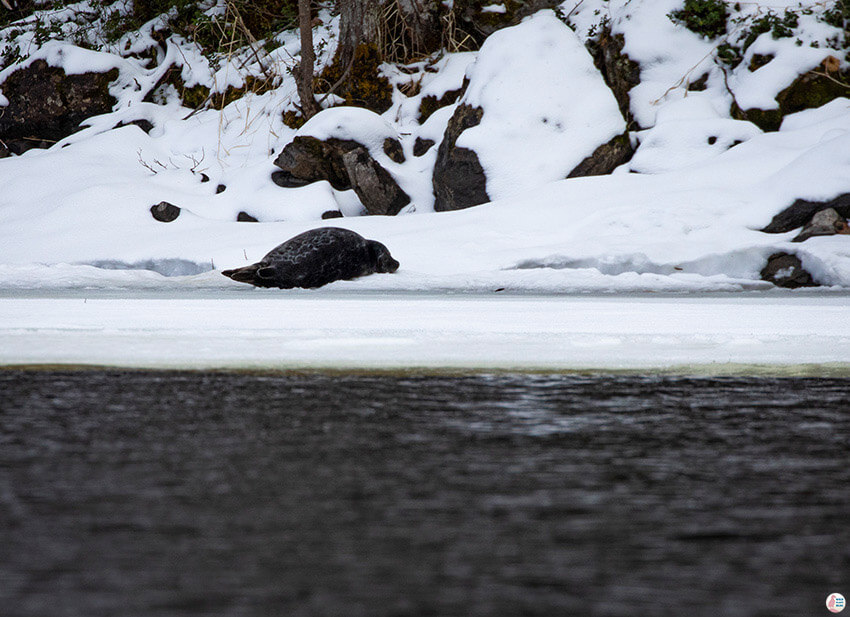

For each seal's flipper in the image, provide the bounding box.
[222,264,260,284]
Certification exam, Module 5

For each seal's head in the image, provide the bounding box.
[368,240,400,273]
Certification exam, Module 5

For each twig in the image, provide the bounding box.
[316,55,356,107]
[808,69,850,89]
[562,0,586,21]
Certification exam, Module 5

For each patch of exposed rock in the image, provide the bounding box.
[432,12,631,212]
[567,133,634,178]
[432,104,489,212]
[272,135,410,216]
[150,201,181,222]
[586,27,641,125]
[792,208,850,242]
[760,253,817,288]
[342,146,411,215]
[762,193,850,234]
[733,58,850,132]
[0,59,118,150]
[452,0,561,45]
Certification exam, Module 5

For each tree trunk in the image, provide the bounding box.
[295,0,321,120]
[336,0,383,70]
[394,0,443,58]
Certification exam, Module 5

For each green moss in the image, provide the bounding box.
[158,68,277,111]
[778,69,850,116]
[717,42,742,67]
[733,67,850,132]
[731,103,783,132]
[668,0,728,39]
[822,1,848,29]
[317,43,393,113]
[282,110,306,129]
[748,53,774,72]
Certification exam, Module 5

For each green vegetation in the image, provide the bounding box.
[316,43,394,113]
[740,10,798,52]
[668,0,728,39]
[1,0,297,55]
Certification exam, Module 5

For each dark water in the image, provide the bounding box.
[1,370,848,617]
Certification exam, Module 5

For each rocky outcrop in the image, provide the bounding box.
[413,137,435,156]
[792,208,850,242]
[567,133,633,178]
[432,104,489,212]
[452,0,560,45]
[762,193,850,234]
[733,58,850,132]
[150,201,181,222]
[760,253,817,288]
[342,146,411,215]
[0,60,119,150]
[272,135,410,216]
[272,136,360,190]
[418,85,465,123]
[586,27,641,125]
[433,109,632,210]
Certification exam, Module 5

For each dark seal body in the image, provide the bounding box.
[221,227,399,289]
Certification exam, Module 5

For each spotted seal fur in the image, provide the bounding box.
[222,227,399,289]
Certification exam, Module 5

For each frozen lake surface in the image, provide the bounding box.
[1,291,849,372]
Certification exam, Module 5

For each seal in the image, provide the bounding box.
[221,227,399,289]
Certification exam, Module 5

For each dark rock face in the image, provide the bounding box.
[216,184,227,194]
[114,119,154,134]
[272,135,410,215]
[586,27,641,125]
[270,170,314,188]
[760,253,817,288]
[733,60,850,132]
[0,60,119,147]
[273,136,360,190]
[687,73,709,92]
[150,202,181,223]
[321,210,344,219]
[792,208,850,242]
[567,133,634,178]
[237,211,259,222]
[762,193,850,234]
[413,138,435,157]
[453,0,561,46]
[418,85,465,123]
[433,104,489,212]
[342,146,411,215]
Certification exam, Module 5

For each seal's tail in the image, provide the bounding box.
[221,264,259,284]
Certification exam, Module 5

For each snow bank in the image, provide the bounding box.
[3,295,849,371]
[0,2,849,297]
[458,10,625,199]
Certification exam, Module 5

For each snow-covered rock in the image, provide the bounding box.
[433,10,627,211]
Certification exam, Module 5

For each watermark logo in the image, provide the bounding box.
[827,593,846,613]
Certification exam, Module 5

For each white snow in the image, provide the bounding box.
[2,294,849,372]
[458,10,625,199]
[1,1,849,370]
[298,106,399,154]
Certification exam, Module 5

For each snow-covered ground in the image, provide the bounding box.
[1,1,849,370]
[3,292,850,372]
